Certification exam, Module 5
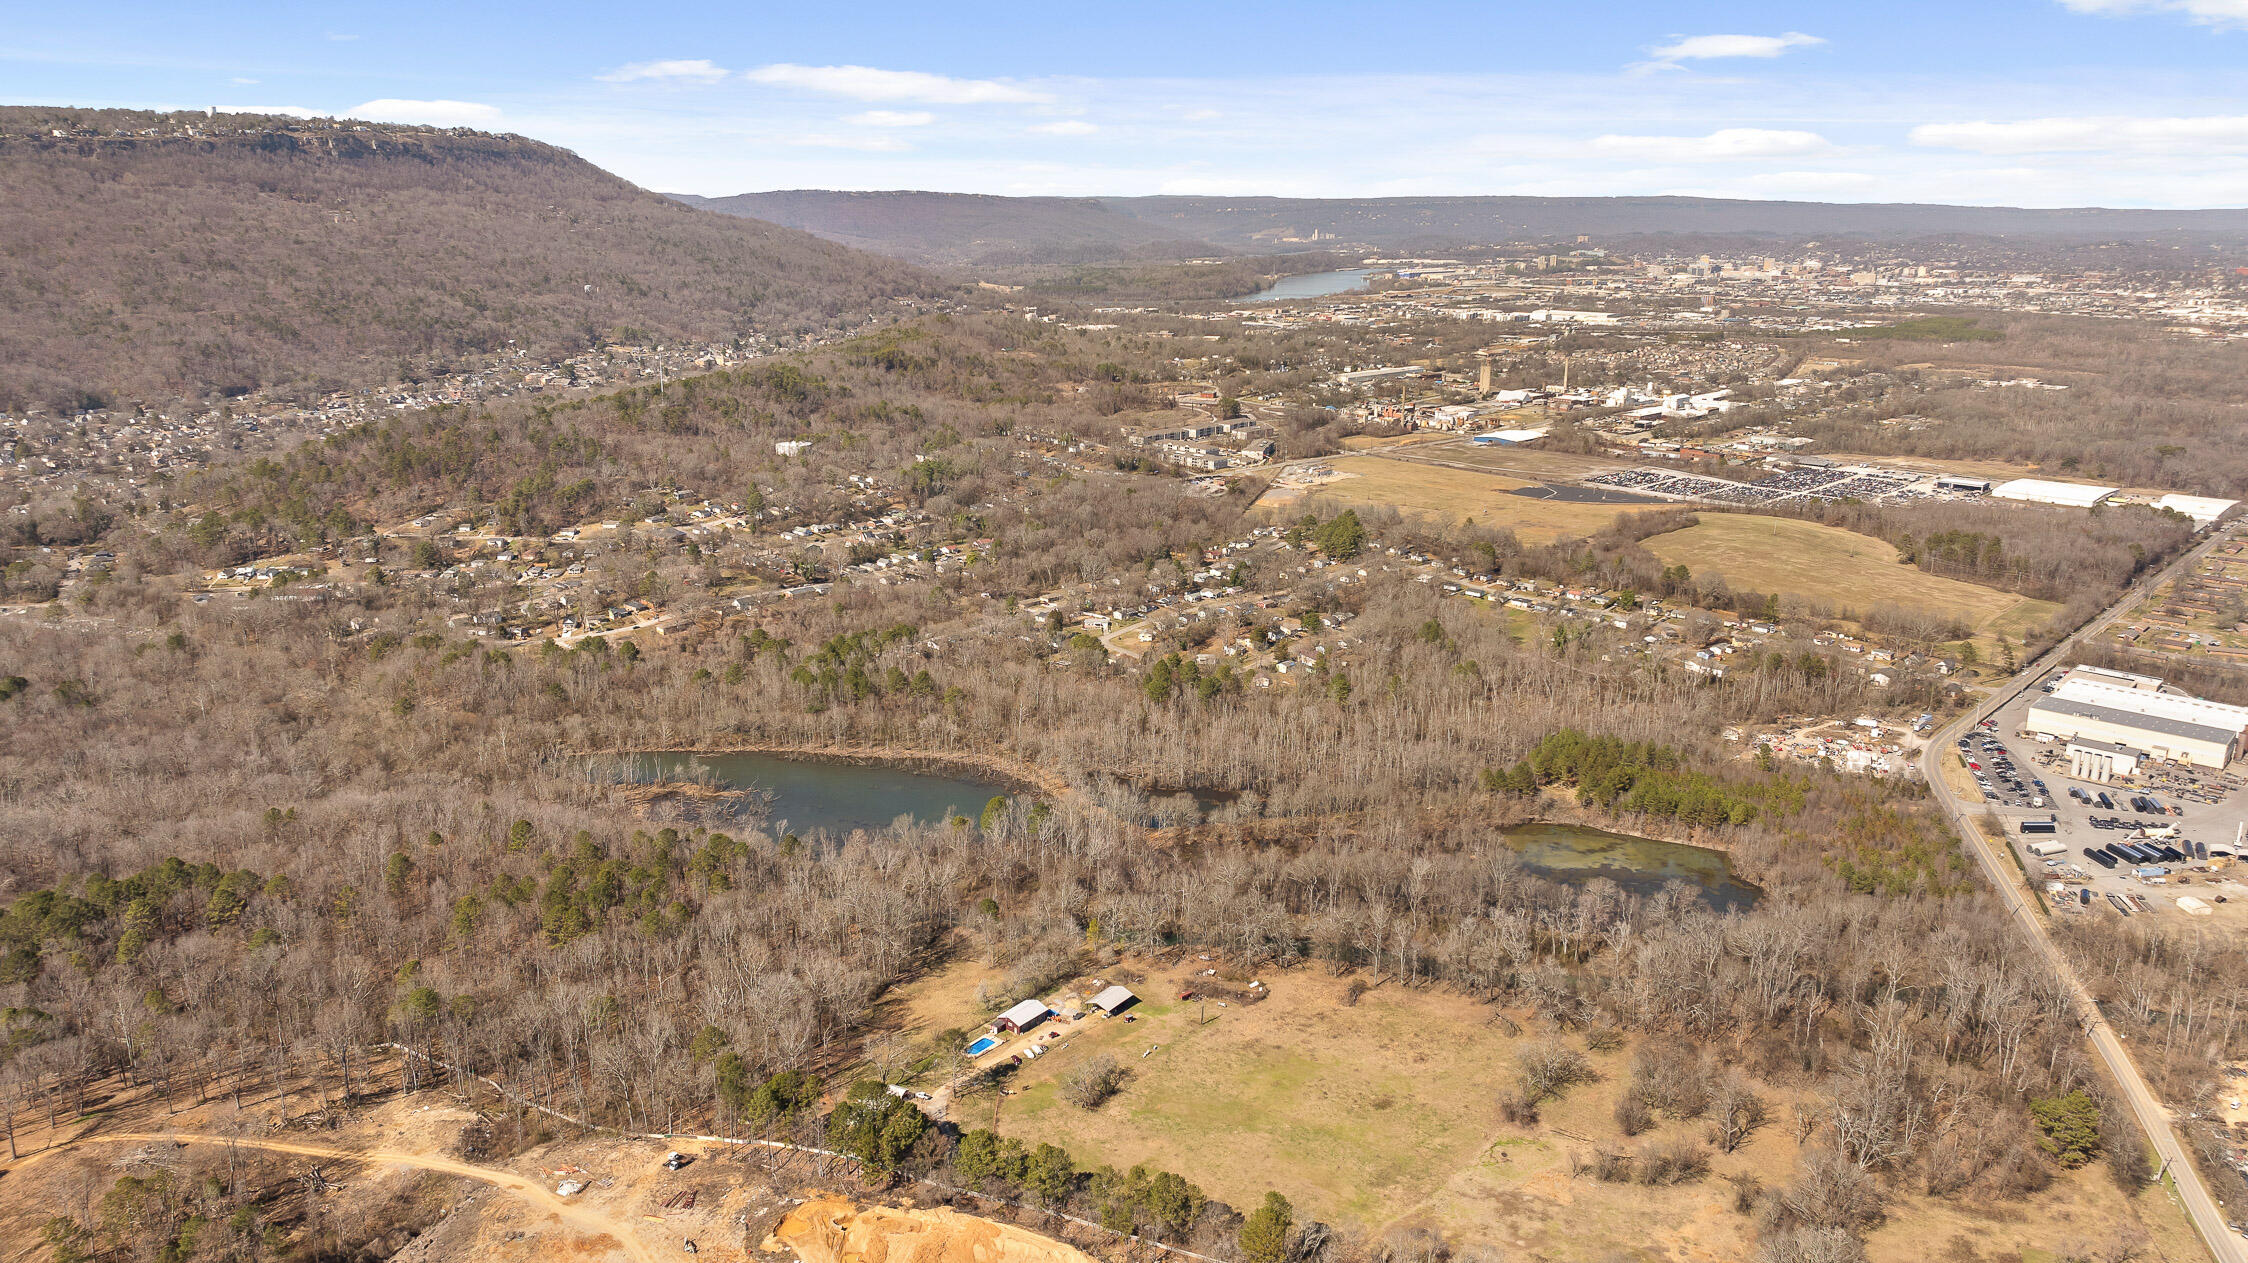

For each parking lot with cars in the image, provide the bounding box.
[1955,672,2248,921]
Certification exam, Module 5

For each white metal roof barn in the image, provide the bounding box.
[2155,493,2240,527]
[1990,478,2118,509]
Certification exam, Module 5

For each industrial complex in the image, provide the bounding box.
[2027,664,2248,773]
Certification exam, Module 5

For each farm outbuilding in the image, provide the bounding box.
[1088,985,1139,1016]
[994,999,1051,1033]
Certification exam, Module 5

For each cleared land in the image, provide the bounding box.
[1817,451,2166,498]
[1643,514,2062,637]
[1338,432,1454,450]
[1385,441,1629,482]
[770,1194,1092,1263]
[894,957,2196,1261]
[1893,360,2107,378]
[1817,452,2051,484]
[1277,455,1669,544]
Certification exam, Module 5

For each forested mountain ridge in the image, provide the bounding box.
[672,189,1219,266]
[681,188,2248,264]
[0,107,943,412]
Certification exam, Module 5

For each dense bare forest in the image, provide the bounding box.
[4,284,2241,1260]
[676,190,1220,266]
[1797,315,2248,498]
[0,108,940,411]
[0,572,2171,1263]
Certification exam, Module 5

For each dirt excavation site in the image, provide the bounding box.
[768,1195,1095,1263]
[0,1082,1094,1263]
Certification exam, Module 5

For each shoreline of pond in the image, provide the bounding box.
[588,745,1759,908]
[579,740,1749,857]
[577,740,1067,800]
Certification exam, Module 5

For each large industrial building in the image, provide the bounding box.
[2027,665,2248,772]
[1991,478,2117,509]
[2154,493,2241,529]
[2067,739,2143,783]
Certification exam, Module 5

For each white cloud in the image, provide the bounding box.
[1590,128,1832,161]
[846,110,935,127]
[2058,0,2248,28]
[230,77,259,86]
[741,63,1051,105]
[347,99,504,128]
[1648,32,1825,62]
[1912,114,2248,153]
[1030,119,1097,136]
[777,133,910,153]
[598,59,729,85]
[357,62,2248,207]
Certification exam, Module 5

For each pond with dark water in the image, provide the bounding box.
[630,754,1756,908]
[1499,822,1758,911]
[632,751,1014,836]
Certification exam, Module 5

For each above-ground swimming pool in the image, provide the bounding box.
[964,1035,1000,1056]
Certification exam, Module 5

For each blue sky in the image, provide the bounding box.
[10,1,2248,205]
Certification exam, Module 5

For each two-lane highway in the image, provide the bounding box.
[1921,524,2244,1263]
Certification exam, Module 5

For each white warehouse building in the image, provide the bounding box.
[2154,493,2240,529]
[2026,667,2248,770]
[1990,478,2118,509]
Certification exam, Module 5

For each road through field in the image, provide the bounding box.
[84,1132,656,1263]
[1920,524,2244,1263]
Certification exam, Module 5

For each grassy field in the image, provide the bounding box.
[1338,432,1453,451]
[995,968,1533,1228]
[885,953,2196,1260]
[1892,360,2106,379]
[1842,315,2002,342]
[1985,593,2069,648]
[1396,442,1628,482]
[922,956,1776,1244]
[1276,455,1670,545]
[1642,514,2062,641]
[1816,452,2047,484]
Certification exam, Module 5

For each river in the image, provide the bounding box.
[1242,268,1377,301]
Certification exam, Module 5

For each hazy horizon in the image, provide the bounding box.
[665,186,2248,212]
[13,0,2248,209]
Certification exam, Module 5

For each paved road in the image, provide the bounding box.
[1920,525,2243,1263]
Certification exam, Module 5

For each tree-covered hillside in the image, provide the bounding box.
[0,108,944,410]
